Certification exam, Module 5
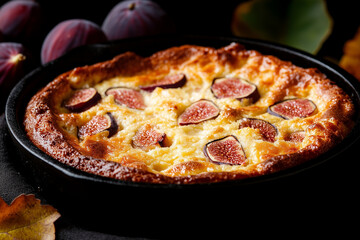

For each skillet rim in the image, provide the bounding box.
[5,34,360,190]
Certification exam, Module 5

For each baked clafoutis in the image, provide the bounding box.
[24,43,355,184]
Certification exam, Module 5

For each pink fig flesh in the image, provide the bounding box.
[105,87,146,110]
[132,124,166,151]
[140,73,187,92]
[285,131,305,143]
[178,99,220,126]
[64,88,101,112]
[239,118,278,142]
[268,98,316,119]
[204,135,246,165]
[78,113,118,138]
[211,77,259,103]
[41,19,107,64]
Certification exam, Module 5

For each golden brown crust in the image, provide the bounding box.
[24,43,355,184]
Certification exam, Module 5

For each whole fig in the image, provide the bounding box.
[41,19,107,64]
[102,0,174,40]
[0,42,29,110]
[0,0,42,43]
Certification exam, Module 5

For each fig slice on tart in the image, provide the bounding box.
[284,131,306,143]
[178,99,220,126]
[268,98,316,119]
[140,73,186,92]
[105,87,146,110]
[78,113,118,139]
[64,88,101,112]
[239,118,278,142]
[211,77,259,103]
[204,135,246,165]
[131,124,166,151]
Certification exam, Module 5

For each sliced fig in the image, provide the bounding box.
[239,118,278,142]
[105,87,146,110]
[64,88,101,112]
[78,113,118,138]
[268,98,316,119]
[285,131,305,143]
[211,77,259,103]
[178,99,220,126]
[132,124,166,151]
[140,73,186,92]
[204,135,246,165]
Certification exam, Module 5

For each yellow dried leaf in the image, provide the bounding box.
[339,27,360,81]
[0,194,61,240]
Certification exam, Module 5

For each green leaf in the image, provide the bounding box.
[231,0,333,54]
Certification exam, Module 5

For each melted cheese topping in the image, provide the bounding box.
[54,46,351,178]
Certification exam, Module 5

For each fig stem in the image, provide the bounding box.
[128,2,136,10]
[9,53,26,63]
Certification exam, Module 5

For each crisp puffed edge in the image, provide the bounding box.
[24,43,355,184]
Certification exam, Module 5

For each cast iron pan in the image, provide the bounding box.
[5,35,360,237]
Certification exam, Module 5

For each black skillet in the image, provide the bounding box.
[5,35,360,237]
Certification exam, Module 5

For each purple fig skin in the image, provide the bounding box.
[204,135,246,165]
[140,73,187,92]
[0,0,42,42]
[239,118,278,142]
[267,98,317,120]
[102,0,174,41]
[105,87,146,110]
[78,113,118,139]
[41,19,107,64]
[105,112,119,138]
[64,88,101,113]
[178,99,220,126]
[211,77,259,103]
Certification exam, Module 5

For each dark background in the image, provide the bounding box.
[32,0,360,61]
